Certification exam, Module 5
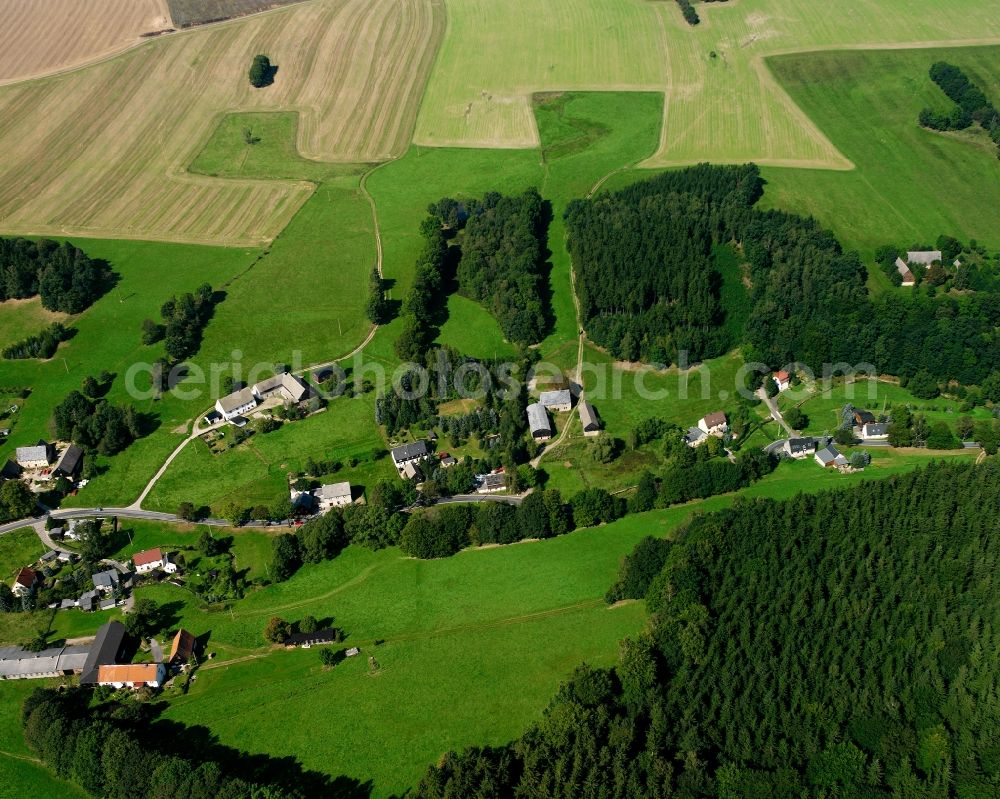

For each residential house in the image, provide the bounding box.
[97,663,167,689]
[773,371,791,392]
[477,473,506,494]
[53,444,83,479]
[92,570,120,594]
[862,422,889,440]
[907,250,942,266]
[440,455,457,468]
[698,412,729,437]
[285,629,339,648]
[578,401,601,436]
[133,548,177,575]
[894,258,916,286]
[80,621,127,685]
[783,437,818,459]
[11,567,37,597]
[252,372,310,404]
[169,629,196,665]
[684,427,708,447]
[214,387,257,422]
[539,389,572,413]
[401,461,422,481]
[0,644,90,680]
[526,402,553,441]
[39,550,59,566]
[313,482,353,511]
[15,444,51,470]
[815,444,849,468]
[77,590,98,612]
[853,409,877,427]
[391,441,429,475]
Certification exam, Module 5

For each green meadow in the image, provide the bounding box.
[0,528,44,584]
[760,46,1000,266]
[779,378,994,437]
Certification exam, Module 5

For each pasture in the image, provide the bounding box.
[0,528,44,585]
[779,377,995,437]
[0,0,443,245]
[0,237,258,508]
[0,0,169,84]
[760,46,1000,257]
[413,0,1000,167]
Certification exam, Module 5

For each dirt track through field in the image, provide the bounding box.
[0,0,171,84]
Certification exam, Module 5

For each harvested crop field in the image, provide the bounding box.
[167,0,305,28]
[414,0,1000,167]
[0,0,171,84]
[0,0,443,245]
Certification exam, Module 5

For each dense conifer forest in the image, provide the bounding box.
[566,165,1000,388]
[0,237,109,313]
[415,460,1000,798]
[455,188,550,345]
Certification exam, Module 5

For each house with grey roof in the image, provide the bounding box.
[215,387,257,421]
[477,473,506,494]
[685,427,707,447]
[861,422,889,440]
[783,437,818,459]
[0,643,90,680]
[815,444,848,469]
[252,372,310,404]
[91,570,120,594]
[894,258,915,286]
[313,482,353,511]
[78,591,98,611]
[527,402,553,440]
[539,389,572,412]
[391,440,429,474]
[15,444,51,469]
[578,401,601,436]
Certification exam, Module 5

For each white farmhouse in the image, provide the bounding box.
[698,412,729,437]
[313,482,353,511]
[214,387,257,421]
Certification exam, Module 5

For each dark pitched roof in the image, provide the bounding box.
[286,629,338,646]
[853,410,877,425]
[169,629,196,663]
[80,621,127,684]
[54,444,83,476]
[390,440,428,463]
[786,437,817,454]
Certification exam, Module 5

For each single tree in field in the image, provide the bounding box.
[248,54,273,88]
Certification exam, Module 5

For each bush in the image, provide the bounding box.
[263,617,291,644]
[248,54,274,88]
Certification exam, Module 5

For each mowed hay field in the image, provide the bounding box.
[0,0,444,245]
[0,0,170,84]
[414,0,1000,166]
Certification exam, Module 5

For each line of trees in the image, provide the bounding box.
[455,188,551,345]
[920,61,1000,157]
[675,0,699,24]
[2,322,70,359]
[21,687,350,798]
[0,237,109,312]
[364,265,392,324]
[414,459,1000,798]
[395,217,450,362]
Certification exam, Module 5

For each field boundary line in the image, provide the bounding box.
[0,0,328,90]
